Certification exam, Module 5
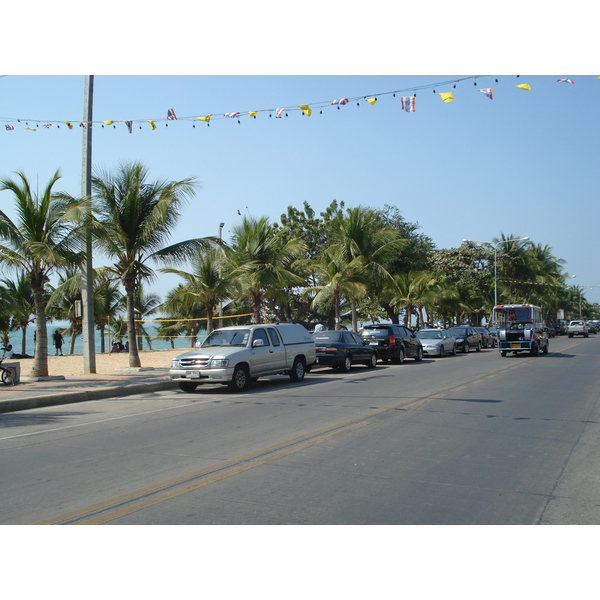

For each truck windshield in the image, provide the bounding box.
[201,329,250,347]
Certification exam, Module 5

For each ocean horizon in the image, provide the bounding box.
[10,324,206,356]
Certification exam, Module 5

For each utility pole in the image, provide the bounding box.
[81,75,96,373]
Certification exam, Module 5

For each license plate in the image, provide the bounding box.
[369,341,379,346]
[511,343,520,349]
[186,370,200,379]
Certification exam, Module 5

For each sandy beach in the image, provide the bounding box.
[18,349,185,378]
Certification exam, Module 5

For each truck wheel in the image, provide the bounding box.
[228,365,250,392]
[339,355,352,372]
[178,382,198,393]
[289,357,306,382]
[542,342,549,355]
[500,351,507,357]
[530,344,540,356]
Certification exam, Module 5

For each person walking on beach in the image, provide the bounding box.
[52,330,64,356]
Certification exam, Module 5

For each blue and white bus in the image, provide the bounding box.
[492,304,549,357]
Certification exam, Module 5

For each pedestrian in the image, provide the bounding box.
[314,322,325,332]
[52,330,64,356]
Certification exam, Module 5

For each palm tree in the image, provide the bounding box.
[91,162,201,367]
[0,273,35,356]
[327,206,406,331]
[133,286,160,351]
[159,245,230,335]
[0,170,86,377]
[156,284,206,348]
[307,246,367,330]
[46,267,83,355]
[226,216,306,323]
[93,271,125,353]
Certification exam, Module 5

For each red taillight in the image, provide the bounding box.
[389,335,396,346]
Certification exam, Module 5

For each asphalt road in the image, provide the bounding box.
[1,334,599,525]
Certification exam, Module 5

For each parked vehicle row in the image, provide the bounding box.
[170,311,595,393]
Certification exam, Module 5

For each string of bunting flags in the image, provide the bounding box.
[1,75,592,134]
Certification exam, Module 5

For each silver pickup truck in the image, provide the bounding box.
[567,320,589,338]
[170,323,316,392]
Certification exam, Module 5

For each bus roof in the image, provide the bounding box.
[493,304,541,310]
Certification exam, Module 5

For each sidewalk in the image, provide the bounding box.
[0,368,175,414]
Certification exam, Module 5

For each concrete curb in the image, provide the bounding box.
[0,380,175,414]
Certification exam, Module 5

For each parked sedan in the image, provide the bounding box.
[312,330,378,371]
[446,326,481,352]
[473,326,494,348]
[416,329,457,357]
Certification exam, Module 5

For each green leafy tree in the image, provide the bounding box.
[0,170,86,376]
[0,273,35,355]
[91,161,202,367]
[226,215,306,323]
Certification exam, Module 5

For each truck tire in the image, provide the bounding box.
[178,382,198,393]
[289,357,306,382]
[228,365,250,392]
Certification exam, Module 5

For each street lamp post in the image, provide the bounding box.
[462,237,530,306]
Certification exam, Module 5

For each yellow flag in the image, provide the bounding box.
[366,97,377,105]
[298,104,312,116]
[63,122,73,129]
[516,83,531,90]
[147,120,156,130]
[197,114,212,122]
[439,92,454,103]
[102,120,114,125]
[249,111,258,118]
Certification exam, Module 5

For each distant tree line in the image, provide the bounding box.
[1,162,597,377]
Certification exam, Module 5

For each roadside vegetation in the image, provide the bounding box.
[1,163,597,359]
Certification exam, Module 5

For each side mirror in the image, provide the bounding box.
[252,338,265,347]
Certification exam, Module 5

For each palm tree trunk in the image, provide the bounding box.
[351,297,358,333]
[31,288,48,377]
[20,327,27,356]
[126,285,141,367]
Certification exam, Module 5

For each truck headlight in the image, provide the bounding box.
[208,358,229,368]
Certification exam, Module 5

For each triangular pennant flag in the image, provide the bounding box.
[515,83,531,90]
[366,97,377,105]
[124,120,133,133]
[276,108,286,118]
[298,104,312,116]
[331,98,349,105]
[249,111,258,118]
[167,108,177,120]
[147,120,156,130]
[477,88,493,99]
[197,114,212,122]
[5,125,14,131]
[556,78,574,84]
[102,120,114,125]
[224,112,241,118]
[63,122,73,129]
[439,92,454,103]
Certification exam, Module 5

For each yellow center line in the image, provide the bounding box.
[33,355,553,525]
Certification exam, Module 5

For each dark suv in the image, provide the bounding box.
[360,324,423,363]
[446,326,481,353]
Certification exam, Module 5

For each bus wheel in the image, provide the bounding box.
[500,351,507,357]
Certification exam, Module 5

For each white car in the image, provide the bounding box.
[416,329,457,357]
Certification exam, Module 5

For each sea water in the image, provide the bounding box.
[12,324,206,355]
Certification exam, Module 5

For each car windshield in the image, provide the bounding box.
[201,329,250,347]
[417,330,442,339]
[312,332,342,342]
[447,328,467,336]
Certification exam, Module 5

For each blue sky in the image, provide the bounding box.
[1,4,598,308]
[1,73,598,306]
